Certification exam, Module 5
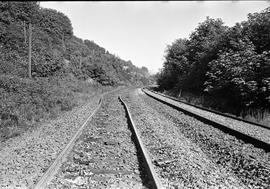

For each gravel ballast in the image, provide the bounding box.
[122,89,247,188]
[46,89,148,189]
[0,94,101,189]
[2,87,269,188]
[140,89,270,188]
[144,89,270,145]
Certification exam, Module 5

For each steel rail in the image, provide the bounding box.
[119,96,164,189]
[34,98,102,189]
[34,87,123,189]
[142,88,270,152]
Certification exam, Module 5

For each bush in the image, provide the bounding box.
[0,74,95,141]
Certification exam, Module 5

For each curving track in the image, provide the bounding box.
[142,88,270,152]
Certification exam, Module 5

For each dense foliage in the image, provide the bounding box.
[0,1,150,85]
[157,7,270,113]
[0,2,151,140]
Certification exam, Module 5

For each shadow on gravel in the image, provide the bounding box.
[119,98,156,189]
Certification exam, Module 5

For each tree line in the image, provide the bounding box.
[0,1,151,86]
[156,6,270,114]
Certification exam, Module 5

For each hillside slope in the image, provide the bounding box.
[0,2,151,141]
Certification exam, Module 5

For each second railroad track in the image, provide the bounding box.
[142,88,270,152]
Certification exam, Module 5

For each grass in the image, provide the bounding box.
[241,109,270,127]
[154,87,270,127]
[0,74,111,142]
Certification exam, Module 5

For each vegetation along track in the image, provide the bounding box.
[41,89,163,189]
[140,88,270,188]
[143,88,270,152]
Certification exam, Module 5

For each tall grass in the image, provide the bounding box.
[241,109,270,127]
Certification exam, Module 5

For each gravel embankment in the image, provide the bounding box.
[122,89,247,188]
[46,89,149,189]
[0,94,101,189]
[140,89,270,188]
[144,89,270,145]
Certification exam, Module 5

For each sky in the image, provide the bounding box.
[40,1,270,74]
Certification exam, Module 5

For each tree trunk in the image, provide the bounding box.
[178,90,182,97]
[28,23,32,79]
[23,21,27,45]
[48,37,52,50]
[79,55,82,70]
[62,34,65,50]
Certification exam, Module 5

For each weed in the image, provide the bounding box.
[0,74,107,141]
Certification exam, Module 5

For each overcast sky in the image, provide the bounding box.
[40,1,270,74]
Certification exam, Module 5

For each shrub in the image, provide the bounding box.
[0,74,96,141]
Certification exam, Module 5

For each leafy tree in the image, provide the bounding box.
[84,40,106,54]
[157,38,190,90]
[0,1,39,23]
[0,2,39,50]
[37,8,73,47]
[242,7,270,53]
[205,40,256,104]
[32,48,63,77]
[185,17,227,91]
[205,39,270,109]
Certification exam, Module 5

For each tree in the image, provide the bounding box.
[204,39,270,109]
[37,8,73,47]
[84,40,106,54]
[0,2,39,51]
[185,17,228,92]
[157,38,190,90]
[242,7,270,53]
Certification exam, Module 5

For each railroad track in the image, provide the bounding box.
[4,88,269,188]
[142,88,270,152]
[119,96,163,189]
[34,100,102,189]
[34,90,164,189]
[34,89,110,189]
